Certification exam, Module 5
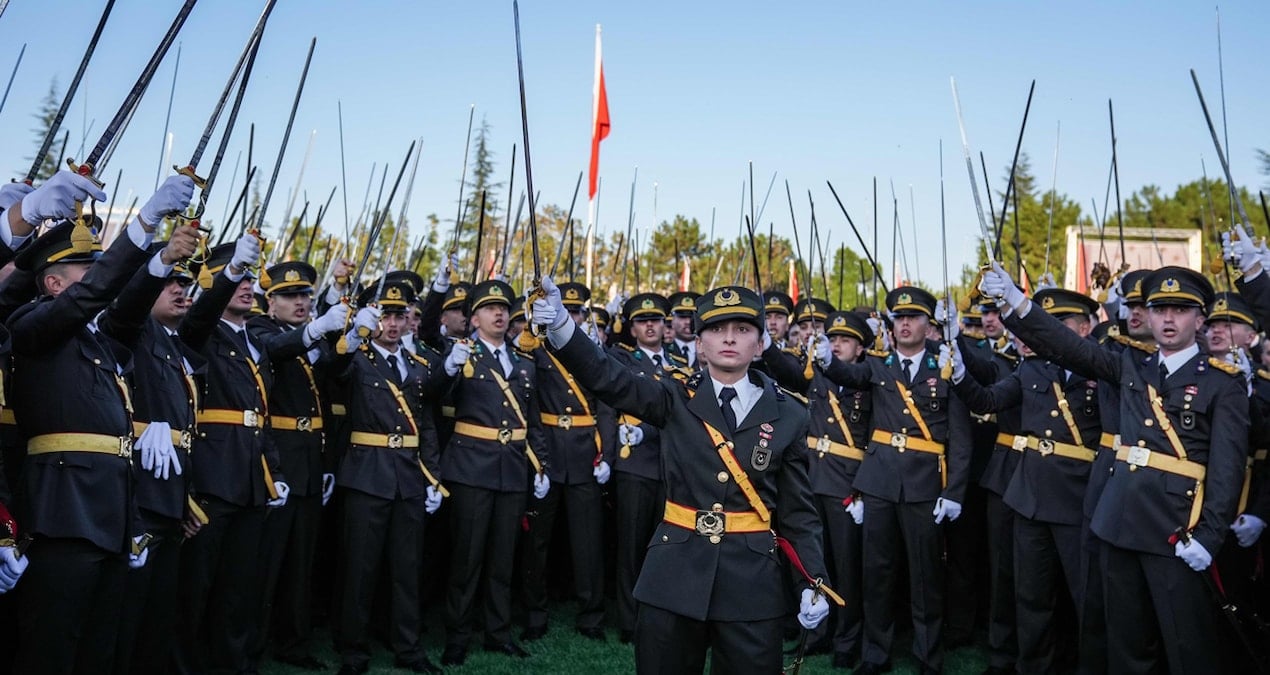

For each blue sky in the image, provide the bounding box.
[0,1,1264,288]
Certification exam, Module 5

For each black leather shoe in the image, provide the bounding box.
[832,651,860,670]
[619,629,634,644]
[577,626,605,641]
[335,665,368,675]
[484,641,530,658]
[520,624,548,642]
[394,656,443,674]
[274,654,327,671]
[440,644,467,666]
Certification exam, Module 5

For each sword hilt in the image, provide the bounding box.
[174,164,208,190]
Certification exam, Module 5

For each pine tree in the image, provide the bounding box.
[27,79,62,181]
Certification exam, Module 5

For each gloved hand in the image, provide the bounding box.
[267,481,290,508]
[933,497,962,524]
[321,473,335,507]
[797,588,831,630]
[593,460,611,485]
[425,485,443,514]
[618,423,644,447]
[0,545,28,592]
[342,306,381,351]
[530,276,569,331]
[1174,537,1213,571]
[139,174,196,228]
[137,421,182,480]
[0,182,33,212]
[605,293,625,318]
[20,170,107,227]
[1036,272,1057,290]
[935,299,959,340]
[813,333,832,368]
[444,339,472,377]
[845,497,864,525]
[938,343,966,384]
[978,261,1026,312]
[305,302,349,342]
[230,231,262,272]
[433,252,460,291]
[533,473,550,499]
[866,316,889,350]
[128,535,150,569]
[1231,514,1267,548]
[1224,224,1262,274]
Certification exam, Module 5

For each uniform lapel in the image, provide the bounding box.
[687,375,731,436]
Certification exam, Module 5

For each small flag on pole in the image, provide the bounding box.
[588,25,610,201]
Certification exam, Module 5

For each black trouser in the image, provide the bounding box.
[444,484,527,647]
[943,482,986,645]
[634,602,783,675]
[522,478,606,631]
[253,492,321,662]
[1014,516,1082,674]
[984,491,1018,670]
[114,521,182,675]
[807,493,863,658]
[337,489,427,668]
[615,472,663,633]
[1102,541,1222,674]
[16,537,127,674]
[174,497,266,675]
[1077,517,1107,675]
[860,495,944,671]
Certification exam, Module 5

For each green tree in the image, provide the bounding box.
[27,79,62,181]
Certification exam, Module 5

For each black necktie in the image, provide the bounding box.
[1159,360,1169,387]
[493,348,506,376]
[653,354,663,369]
[719,386,738,433]
[902,358,914,383]
[386,354,402,384]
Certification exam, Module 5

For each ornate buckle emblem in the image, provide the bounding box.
[1126,446,1150,468]
[816,437,832,454]
[387,433,404,449]
[243,410,259,428]
[1011,435,1028,451]
[558,414,573,430]
[1037,439,1055,456]
[118,437,134,458]
[296,416,312,432]
[178,430,193,449]
[890,432,907,450]
[497,428,513,444]
[695,510,725,538]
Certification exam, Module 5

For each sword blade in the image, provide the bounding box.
[949,76,995,263]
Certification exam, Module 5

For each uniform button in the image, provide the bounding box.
[93,358,101,365]
[1044,429,1053,438]
[711,503,723,512]
[1050,410,1058,417]
[826,417,835,423]
[502,401,509,407]
[1186,489,1194,497]
[1144,419,1153,427]
[565,406,573,413]
[661,535,669,542]
[709,535,721,544]
[397,409,403,414]
[902,409,911,416]
[717,471,728,483]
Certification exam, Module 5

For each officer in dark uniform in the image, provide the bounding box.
[176,235,290,675]
[667,291,701,368]
[607,292,688,644]
[948,288,1103,673]
[333,278,444,675]
[792,297,833,338]
[520,281,615,642]
[418,254,470,352]
[7,172,193,674]
[591,305,611,346]
[249,261,349,671]
[816,286,973,675]
[508,296,527,344]
[437,279,550,666]
[533,279,837,674]
[764,291,794,349]
[984,263,1248,673]
[762,309,874,669]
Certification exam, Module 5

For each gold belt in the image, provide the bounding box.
[540,413,596,429]
[0,409,14,426]
[329,403,347,416]
[1099,432,1120,451]
[197,409,265,428]
[808,436,864,461]
[349,431,419,449]
[454,421,526,444]
[663,500,769,541]
[1115,445,1206,481]
[132,422,193,449]
[872,428,944,455]
[28,433,133,458]
[270,415,324,432]
[999,433,1095,462]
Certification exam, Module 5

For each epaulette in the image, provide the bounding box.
[866,348,890,359]
[1112,334,1158,354]
[1257,368,1270,382]
[772,382,790,402]
[783,388,808,404]
[962,328,986,341]
[1207,356,1242,376]
[781,346,803,358]
[617,342,637,353]
[997,350,1019,364]
[667,352,690,366]
[683,369,704,389]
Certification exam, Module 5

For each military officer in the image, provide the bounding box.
[533,279,836,674]
[764,291,794,348]
[667,291,701,368]
[983,263,1248,674]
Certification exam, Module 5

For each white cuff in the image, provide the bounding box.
[222,266,246,283]
[126,217,154,249]
[546,317,576,349]
[0,217,28,250]
[147,252,174,278]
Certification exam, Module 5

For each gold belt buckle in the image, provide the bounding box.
[1012,435,1028,451]
[178,430,193,449]
[558,414,572,430]
[1126,446,1150,468]
[695,510,725,538]
[118,436,133,458]
[387,433,404,449]
[890,432,907,451]
[816,437,831,454]
[243,410,259,428]
[497,428,513,444]
[296,416,312,432]
[1037,439,1055,456]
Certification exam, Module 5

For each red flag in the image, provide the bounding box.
[679,257,691,292]
[588,25,610,200]
[787,259,799,302]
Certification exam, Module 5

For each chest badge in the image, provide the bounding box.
[1179,411,1196,430]
[752,444,771,471]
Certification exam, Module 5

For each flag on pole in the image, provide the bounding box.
[680,256,691,292]
[587,25,610,200]
[788,259,799,302]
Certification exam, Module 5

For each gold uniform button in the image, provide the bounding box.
[1144,419,1154,427]
[1044,429,1053,438]
[1186,490,1195,497]
[717,471,729,483]
[1050,410,1059,418]
[709,535,721,545]
[711,503,723,512]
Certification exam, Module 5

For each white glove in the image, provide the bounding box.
[444,339,472,376]
[866,316,889,350]
[128,535,150,569]
[845,498,864,525]
[321,473,335,506]
[593,460,611,485]
[1036,272,1057,291]
[1224,224,1262,274]
[425,485,443,514]
[0,182,33,212]
[20,170,107,226]
[0,546,28,592]
[618,423,644,447]
[230,232,262,271]
[137,421,182,480]
[533,473,550,499]
[933,497,962,524]
[267,481,290,508]
[797,588,831,630]
[978,261,1026,311]
[938,343,966,384]
[762,330,773,351]
[306,302,349,342]
[1174,537,1213,571]
[813,333,832,367]
[605,293,625,317]
[1231,514,1267,548]
[139,174,196,228]
[433,252,459,291]
[353,305,380,334]
[935,299,959,340]
[530,276,569,331]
